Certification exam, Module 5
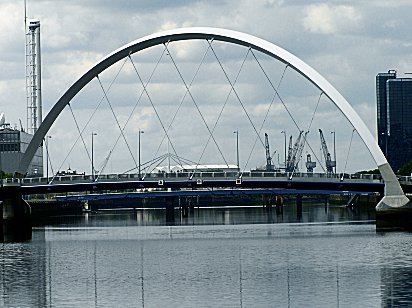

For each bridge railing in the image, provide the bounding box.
[0,170,396,186]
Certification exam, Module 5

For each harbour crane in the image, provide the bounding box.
[285,131,307,172]
[264,133,274,171]
[305,153,316,172]
[286,135,293,171]
[319,129,336,175]
[294,131,308,172]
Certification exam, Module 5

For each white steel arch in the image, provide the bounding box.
[17,27,408,208]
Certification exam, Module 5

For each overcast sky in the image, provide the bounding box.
[1,0,411,175]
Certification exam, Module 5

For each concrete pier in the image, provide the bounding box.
[1,196,32,242]
[275,195,283,215]
[376,207,412,231]
[376,163,412,230]
[262,194,272,210]
[296,195,303,217]
[165,197,175,224]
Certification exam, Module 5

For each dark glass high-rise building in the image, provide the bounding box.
[376,70,396,153]
[376,70,412,171]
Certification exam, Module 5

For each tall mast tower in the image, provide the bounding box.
[25,19,42,135]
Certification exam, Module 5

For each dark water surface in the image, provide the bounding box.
[1,204,412,307]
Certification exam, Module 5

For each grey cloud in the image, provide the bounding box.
[1,1,410,173]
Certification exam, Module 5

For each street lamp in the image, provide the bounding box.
[331,130,336,175]
[167,139,171,173]
[91,132,97,181]
[139,129,144,179]
[381,132,389,157]
[45,135,52,182]
[281,130,286,170]
[233,130,239,172]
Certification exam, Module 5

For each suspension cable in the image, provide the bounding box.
[250,49,324,174]
[240,59,288,176]
[307,92,323,132]
[123,153,168,174]
[95,75,137,180]
[129,41,186,179]
[208,41,266,150]
[129,42,187,177]
[190,45,252,179]
[250,50,301,133]
[305,92,326,172]
[343,128,356,177]
[146,41,213,174]
[49,56,129,183]
[44,138,54,184]
[51,103,91,183]
[164,42,230,169]
[100,47,168,175]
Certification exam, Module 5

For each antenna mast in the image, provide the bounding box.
[25,1,42,135]
[24,0,27,28]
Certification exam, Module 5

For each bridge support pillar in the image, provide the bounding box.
[262,195,272,210]
[377,163,412,230]
[182,205,189,218]
[1,195,32,242]
[165,197,175,225]
[275,195,283,215]
[296,195,303,219]
[181,198,189,218]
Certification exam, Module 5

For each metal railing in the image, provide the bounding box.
[0,171,396,186]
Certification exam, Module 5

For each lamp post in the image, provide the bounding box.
[381,131,389,157]
[45,135,52,182]
[386,131,389,158]
[281,130,286,170]
[91,132,97,181]
[233,130,239,172]
[167,139,171,173]
[139,129,144,179]
[331,130,336,175]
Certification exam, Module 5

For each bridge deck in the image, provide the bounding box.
[0,178,384,198]
[56,187,378,203]
[4,171,385,186]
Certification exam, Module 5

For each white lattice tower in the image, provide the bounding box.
[25,19,42,135]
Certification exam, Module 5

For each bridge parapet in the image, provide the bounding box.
[7,172,384,186]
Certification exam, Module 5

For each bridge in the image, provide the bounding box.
[2,27,411,231]
[4,171,383,185]
[1,171,386,195]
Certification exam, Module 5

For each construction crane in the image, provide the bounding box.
[286,135,293,171]
[285,131,307,172]
[294,131,308,172]
[264,133,274,171]
[305,153,316,172]
[319,129,336,175]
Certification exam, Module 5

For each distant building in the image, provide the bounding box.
[0,125,43,176]
[376,70,412,171]
[0,17,45,178]
[153,164,238,173]
[376,70,396,153]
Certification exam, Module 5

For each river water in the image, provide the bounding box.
[1,203,412,307]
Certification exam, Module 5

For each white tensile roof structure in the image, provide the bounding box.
[153,164,238,173]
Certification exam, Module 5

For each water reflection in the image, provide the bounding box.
[32,201,376,228]
[379,233,412,307]
[0,230,46,307]
[1,221,32,243]
[0,205,411,307]
[380,266,412,307]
